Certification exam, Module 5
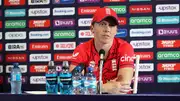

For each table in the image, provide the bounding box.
[0,94,180,101]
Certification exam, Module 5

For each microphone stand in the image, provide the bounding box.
[98,59,104,94]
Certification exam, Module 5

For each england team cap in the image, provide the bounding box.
[91,7,119,25]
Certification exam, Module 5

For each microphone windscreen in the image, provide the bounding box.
[99,49,105,56]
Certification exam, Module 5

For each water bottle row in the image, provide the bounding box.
[46,61,97,95]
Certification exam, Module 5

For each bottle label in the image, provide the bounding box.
[72,80,81,87]
[11,74,21,81]
[60,77,72,85]
[84,80,96,88]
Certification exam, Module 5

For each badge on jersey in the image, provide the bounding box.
[111,59,117,71]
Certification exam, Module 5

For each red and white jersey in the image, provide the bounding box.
[70,38,135,83]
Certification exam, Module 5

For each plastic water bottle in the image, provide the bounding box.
[59,61,72,94]
[72,65,83,94]
[10,63,22,94]
[84,66,97,95]
[46,61,58,94]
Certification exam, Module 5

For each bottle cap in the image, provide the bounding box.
[88,66,94,72]
[48,61,55,69]
[62,61,69,69]
[13,63,19,68]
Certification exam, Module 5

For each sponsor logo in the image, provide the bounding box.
[137,63,154,72]
[0,54,2,62]
[130,40,153,49]
[130,5,152,13]
[29,8,50,16]
[0,21,2,28]
[30,65,48,73]
[29,31,51,39]
[5,20,26,28]
[54,42,76,50]
[7,76,27,84]
[129,0,151,1]
[29,19,50,28]
[54,30,75,39]
[53,7,75,16]
[130,28,153,37]
[0,76,3,84]
[130,16,153,25]
[53,0,75,4]
[156,28,180,36]
[0,32,2,40]
[29,42,51,51]
[5,43,26,51]
[77,0,100,3]
[53,19,75,27]
[103,0,126,2]
[0,44,2,51]
[0,65,3,73]
[30,54,51,62]
[78,18,92,27]
[78,7,99,15]
[115,29,127,37]
[134,52,153,60]
[108,6,126,14]
[157,51,180,60]
[157,40,180,48]
[119,17,126,25]
[136,75,154,83]
[4,0,25,6]
[54,53,72,61]
[157,63,180,71]
[6,65,27,73]
[28,0,50,5]
[5,9,26,17]
[6,54,27,62]
[79,30,94,38]
[0,10,1,16]
[30,76,46,84]
[156,4,179,13]
[72,52,79,58]
[156,16,179,24]
[5,31,26,40]
[158,75,180,83]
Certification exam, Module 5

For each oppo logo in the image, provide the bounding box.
[5,32,26,40]
[6,65,27,73]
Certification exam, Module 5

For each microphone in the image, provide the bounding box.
[71,63,85,75]
[98,49,105,94]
